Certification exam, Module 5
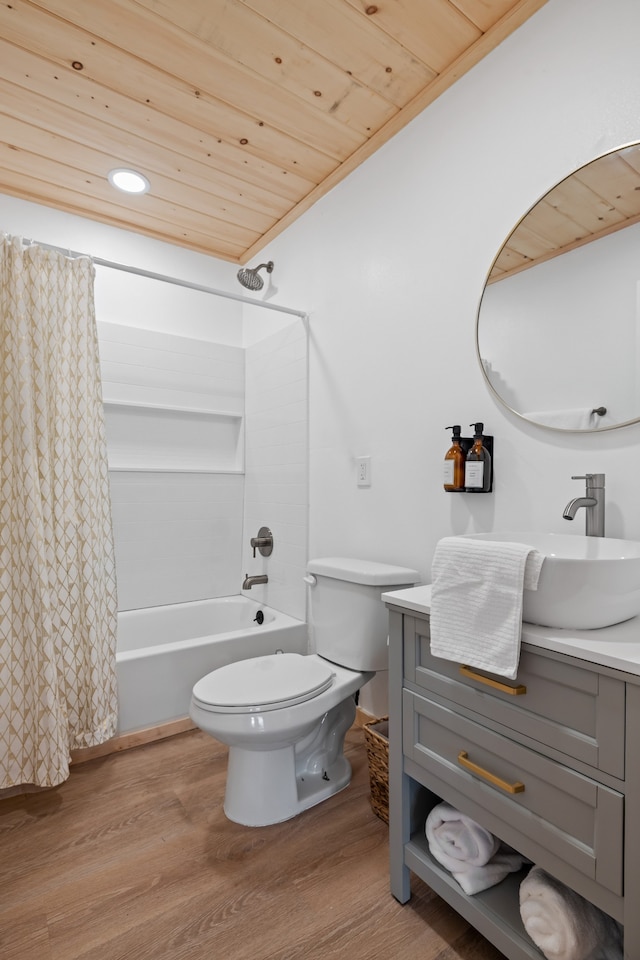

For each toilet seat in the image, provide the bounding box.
[192,653,336,714]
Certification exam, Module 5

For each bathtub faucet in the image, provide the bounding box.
[243,573,268,590]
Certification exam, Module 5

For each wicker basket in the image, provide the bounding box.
[363,716,389,824]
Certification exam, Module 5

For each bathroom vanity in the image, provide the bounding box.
[384,586,640,960]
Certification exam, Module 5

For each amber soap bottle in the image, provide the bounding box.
[444,425,466,492]
[465,422,492,492]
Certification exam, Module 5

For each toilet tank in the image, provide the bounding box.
[306,558,419,671]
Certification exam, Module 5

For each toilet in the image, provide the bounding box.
[189,557,418,826]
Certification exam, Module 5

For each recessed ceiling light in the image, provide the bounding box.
[108,168,150,194]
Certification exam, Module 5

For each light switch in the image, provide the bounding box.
[356,456,371,487]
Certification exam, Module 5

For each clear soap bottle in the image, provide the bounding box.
[444,425,465,492]
[465,422,491,493]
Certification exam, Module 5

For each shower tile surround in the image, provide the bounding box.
[243,323,308,621]
[98,321,308,620]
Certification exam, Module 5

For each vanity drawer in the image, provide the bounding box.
[403,615,625,778]
[403,689,624,896]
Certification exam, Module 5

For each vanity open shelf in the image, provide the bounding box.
[384,591,639,960]
[406,830,536,959]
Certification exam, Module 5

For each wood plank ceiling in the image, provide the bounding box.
[0,0,548,264]
[488,143,640,282]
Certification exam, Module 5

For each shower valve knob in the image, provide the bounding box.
[250,526,273,558]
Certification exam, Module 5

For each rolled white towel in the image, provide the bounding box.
[426,802,526,896]
[519,866,623,960]
[426,802,499,868]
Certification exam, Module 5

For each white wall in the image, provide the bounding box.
[0,193,242,343]
[251,0,640,583]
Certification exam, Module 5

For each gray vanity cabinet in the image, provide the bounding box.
[387,605,640,960]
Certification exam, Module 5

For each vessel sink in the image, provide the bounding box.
[465,531,640,630]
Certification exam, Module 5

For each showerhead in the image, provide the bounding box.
[237,260,274,292]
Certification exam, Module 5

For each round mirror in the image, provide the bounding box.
[477,142,640,431]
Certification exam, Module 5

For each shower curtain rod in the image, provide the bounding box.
[24,238,308,319]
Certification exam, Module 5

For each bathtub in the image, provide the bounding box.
[116,596,308,734]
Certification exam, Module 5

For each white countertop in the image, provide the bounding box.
[382,584,640,678]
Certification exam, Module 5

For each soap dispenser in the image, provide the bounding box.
[444,425,465,492]
[465,422,492,493]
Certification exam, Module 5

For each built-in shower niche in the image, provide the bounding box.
[104,400,243,473]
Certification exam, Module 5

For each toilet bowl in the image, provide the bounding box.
[190,558,418,826]
[191,652,371,826]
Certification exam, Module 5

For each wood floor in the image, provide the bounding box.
[0,725,504,960]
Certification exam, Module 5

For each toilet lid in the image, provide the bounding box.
[192,653,335,713]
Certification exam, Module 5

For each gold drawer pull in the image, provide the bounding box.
[460,665,526,696]
[457,750,525,795]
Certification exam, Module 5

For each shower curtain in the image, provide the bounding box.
[0,236,118,788]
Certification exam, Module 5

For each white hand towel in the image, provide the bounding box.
[429,537,544,680]
[519,866,623,960]
[426,802,526,896]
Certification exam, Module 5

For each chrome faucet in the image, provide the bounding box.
[562,473,605,537]
[242,573,268,590]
